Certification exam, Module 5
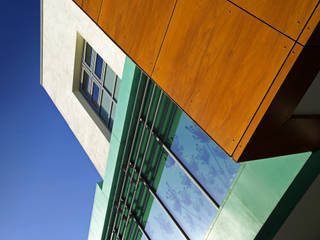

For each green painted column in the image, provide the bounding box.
[88,57,141,240]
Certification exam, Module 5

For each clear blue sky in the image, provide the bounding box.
[0,1,102,239]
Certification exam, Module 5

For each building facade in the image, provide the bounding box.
[41,0,320,239]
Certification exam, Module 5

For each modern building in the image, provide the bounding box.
[41,0,320,239]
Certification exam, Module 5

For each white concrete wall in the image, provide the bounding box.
[41,0,126,177]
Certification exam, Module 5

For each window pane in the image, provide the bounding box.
[143,196,186,240]
[92,82,99,105]
[114,77,121,101]
[154,153,217,240]
[169,113,239,205]
[100,91,112,125]
[109,103,116,130]
[85,43,92,66]
[95,54,103,78]
[104,65,116,95]
[82,71,90,93]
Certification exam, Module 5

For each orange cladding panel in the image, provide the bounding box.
[298,3,320,45]
[82,0,103,21]
[98,0,177,75]
[231,0,318,40]
[152,0,294,155]
[74,0,83,7]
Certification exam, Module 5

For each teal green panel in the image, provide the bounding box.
[233,152,310,224]
[255,150,320,240]
[88,182,108,240]
[110,57,137,142]
[205,152,312,240]
[101,57,137,194]
[206,191,261,240]
[102,139,120,196]
[88,57,138,240]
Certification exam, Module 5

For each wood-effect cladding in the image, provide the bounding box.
[298,3,320,45]
[232,44,303,160]
[152,0,294,155]
[74,0,83,7]
[73,0,319,161]
[82,0,103,21]
[98,0,176,75]
[230,0,319,41]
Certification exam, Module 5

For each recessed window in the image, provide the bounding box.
[80,41,121,132]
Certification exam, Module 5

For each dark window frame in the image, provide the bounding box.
[80,41,121,132]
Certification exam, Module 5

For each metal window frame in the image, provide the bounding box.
[80,41,121,132]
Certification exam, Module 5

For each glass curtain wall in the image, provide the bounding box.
[103,68,239,240]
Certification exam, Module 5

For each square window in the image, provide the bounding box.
[80,41,121,134]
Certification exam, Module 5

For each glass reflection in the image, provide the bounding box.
[143,198,186,240]
[155,154,217,240]
[170,113,239,205]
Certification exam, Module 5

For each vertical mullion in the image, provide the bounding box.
[104,71,144,240]
[120,92,163,240]
[114,82,157,239]
[106,73,149,240]
[135,98,174,226]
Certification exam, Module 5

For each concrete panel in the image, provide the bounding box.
[41,0,126,177]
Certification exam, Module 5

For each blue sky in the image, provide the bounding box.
[0,1,102,239]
